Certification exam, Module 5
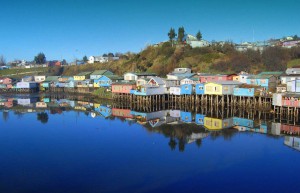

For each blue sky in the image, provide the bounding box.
[0,0,299,62]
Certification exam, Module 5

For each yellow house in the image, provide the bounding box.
[204,117,233,130]
[74,72,92,81]
[232,75,240,81]
[204,81,242,95]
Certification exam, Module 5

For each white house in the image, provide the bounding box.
[124,72,156,81]
[167,68,195,83]
[88,56,109,64]
[185,34,211,48]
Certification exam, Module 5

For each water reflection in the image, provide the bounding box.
[1,94,300,152]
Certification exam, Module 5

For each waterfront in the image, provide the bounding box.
[0,95,300,193]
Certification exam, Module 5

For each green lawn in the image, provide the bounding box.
[287,59,300,68]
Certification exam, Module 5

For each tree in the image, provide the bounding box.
[83,55,88,63]
[177,26,185,43]
[108,53,114,57]
[168,27,176,46]
[103,53,108,57]
[196,31,202,41]
[0,55,6,66]
[293,35,299,40]
[34,52,46,64]
[61,59,67,66]
[168,137,177,151]
[262,47,290,71]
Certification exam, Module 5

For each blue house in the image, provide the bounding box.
[246,73,279,90]
[195,83,205,95]
[195,114,205,125]
[65,80,75,88]
[180,111,193,123]
[94,75,123,88]
[180,84,194,95]
[233,86,262,97]
[233,117,254,128]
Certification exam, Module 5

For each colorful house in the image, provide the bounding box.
[16,82,38,89]
[233,85,263,97]
[204,117,233,130]
[124,72,156,81]
[180,84,194,95]
[93,75,123,88]
[90,70,114,80]
[204,81,242,95]
[170,86,181,95]
[112,82,137,94]
[74,72,92,81]
[272,93,300,108]
[197,74,233,83]
[247,72,282,91]
[195,83,205,95]
[41,76,60,89]
[132,77,166,96]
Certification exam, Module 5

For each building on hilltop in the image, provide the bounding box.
[184,34,210,48]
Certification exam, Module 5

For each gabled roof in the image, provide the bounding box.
[125,72,157,76]
[91,70,114,76]
[258,71,283,76]
[45,76,60,81]
[75,71,92,76]
[247,74,275,79]
[149,77,165,85]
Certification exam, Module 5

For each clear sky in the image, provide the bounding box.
[0,0,299,62]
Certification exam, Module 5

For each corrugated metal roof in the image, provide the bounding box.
[76,71,92,76]
[91,70,114,76]
[206,81,243,85]
[258,71,283,76]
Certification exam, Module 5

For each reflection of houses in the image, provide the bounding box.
[94,104,112,118]
[195,114,205,125]
[204,117,233,130]
[36,102,47,108]
[112,108,133,118]
[281,124,300,135]
[17,98,38,106]
[180,111,193,123]
[284,136,300,151]
[186,133,209,144]
[271,122,281,136]
[16,82,39,89]
[204,81,242,95]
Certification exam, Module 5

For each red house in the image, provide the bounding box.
[0,77,12,85]
[111,82,136,94]
[197,74,237,83]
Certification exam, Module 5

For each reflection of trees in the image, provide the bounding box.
[210,129,238,141]
[144,123,207,152]
[2,111,9,122]
[178,139,185,152]
[196,139,202,148]
[168,137,177,151]
[37,112,49,124]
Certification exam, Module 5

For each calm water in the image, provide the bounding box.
[1,95,300,193]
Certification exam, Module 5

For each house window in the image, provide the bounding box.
[224,86,229,92]
[185,85,189,90]
[261,79,266,84]
[199,86,203,90]
[250,80,255,84]
[198,118,203,123]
